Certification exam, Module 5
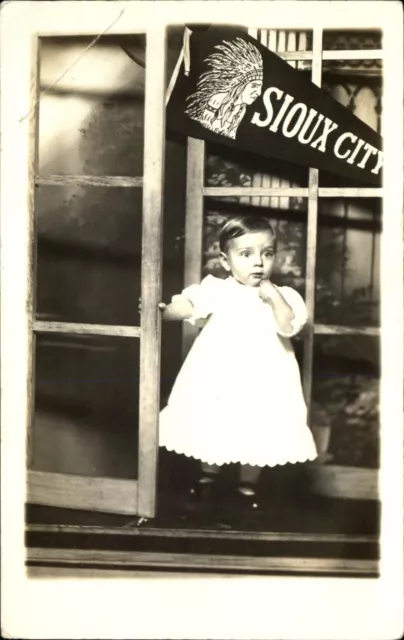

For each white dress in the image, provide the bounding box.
[159,275,318,467]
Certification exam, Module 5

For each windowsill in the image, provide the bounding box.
[25,492,380,577]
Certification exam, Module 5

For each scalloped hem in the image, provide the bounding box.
[160,444,318,467]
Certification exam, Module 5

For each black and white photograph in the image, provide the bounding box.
[1,2,403,639]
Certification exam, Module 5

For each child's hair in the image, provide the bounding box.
[219,215,277,253]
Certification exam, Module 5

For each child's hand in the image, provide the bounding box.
[138,299,167,315]
[259,279,277,303]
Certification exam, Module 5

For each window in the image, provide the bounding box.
[183,29,383,480]
[27,29,166,517]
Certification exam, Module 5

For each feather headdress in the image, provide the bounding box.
[186,38,263,120]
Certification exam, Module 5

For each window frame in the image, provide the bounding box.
[26,27,167,518]
[182,28,384,498]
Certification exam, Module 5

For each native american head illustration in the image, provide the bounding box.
[185,38,263,140]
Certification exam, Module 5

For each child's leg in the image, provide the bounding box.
[239,464,261,491]
[190,462,220,500]
[238,465,261,509]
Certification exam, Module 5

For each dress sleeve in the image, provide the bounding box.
[276,286,308,337]
[179,275,224,326]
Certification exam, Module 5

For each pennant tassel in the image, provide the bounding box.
[165,27,191,106]
[183,26,191,76]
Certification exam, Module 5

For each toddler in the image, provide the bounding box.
[158,215,318,509]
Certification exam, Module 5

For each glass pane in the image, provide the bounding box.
[35,185,142,326]
[30,334,139,479]
[322,29,382,51]
[315,198,381,327]
[312,335,380,468]
[205,142,310,192]
[253,29,312,69]
[38,35,145,177]
[320,55,382,188]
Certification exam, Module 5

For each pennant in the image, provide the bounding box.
[166,26,383,186]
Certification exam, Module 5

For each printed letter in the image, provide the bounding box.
[334,132,357,160]
[310,118,339,153]
[282,103,308,138]
[297,109,323,145]
[347,139,365,165]
[251,87,284,128]
[269,93,295,133]
[357,142,378,169]
[370,150,383,175]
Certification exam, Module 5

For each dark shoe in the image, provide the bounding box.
[189,475,218,502]
[237,484,261,511]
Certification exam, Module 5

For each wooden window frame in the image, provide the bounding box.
[27,27,166,518]
[183,27,382,424]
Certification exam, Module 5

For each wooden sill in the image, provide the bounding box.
[26,546,379,577]
[25,522,379,578]
[308,465,379,500]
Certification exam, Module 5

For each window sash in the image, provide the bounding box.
[27,28,167,518]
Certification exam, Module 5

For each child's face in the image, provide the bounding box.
[220,230,276,287]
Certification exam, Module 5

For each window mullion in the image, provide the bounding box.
[203,187,382,198]
[33,321,141,339]
[35,175,143,188]
[27,36,41,469]
[138,26,167,518]
[182,138,205,360]
[303,27,323,416]
[278,49,383,61]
